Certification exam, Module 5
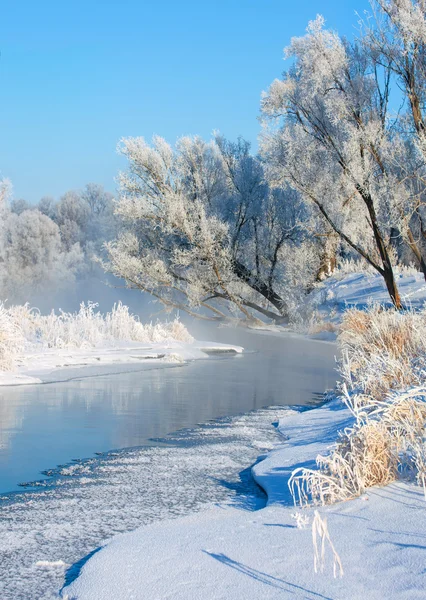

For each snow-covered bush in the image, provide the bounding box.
[21,302,193,349]
[290,305,426,506]
[339,306,426,398]
[335,258,420,278]
[0,301,193,370]
[0,303,23,371]
[290,386,426,506]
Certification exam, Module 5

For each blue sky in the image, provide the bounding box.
[0,1,371,202]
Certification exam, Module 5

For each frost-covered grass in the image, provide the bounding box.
[289,305,426,506]
[0,301,193,371]
[0,303,24,371]
[333,258,420,278]
[339,305,426,397]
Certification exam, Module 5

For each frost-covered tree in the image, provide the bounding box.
[214,135,317,315]
[81,183,114,216]
[0,207,84,302]
[52,185,116,256]
[368,0,426,142]
[102,135,309,322]
[80,183,116,255]
[0,179,11,218]
[0,180,117,302]
[260,15,405,307]
[9,198,30,215]
[363,0,426,279]
[54,190,90,251]
[37,196,55,219]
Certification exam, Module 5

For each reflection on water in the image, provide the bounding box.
[0,328,337,493]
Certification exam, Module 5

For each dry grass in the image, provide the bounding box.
[308,319,338,335]
[290,406,397,506]
[290,387,426,505]
[312,510,344,578]
[290,303,426,507]
[339,306,426,398]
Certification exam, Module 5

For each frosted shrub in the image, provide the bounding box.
[334,258,420,278]
[141,319,193,344]
[339,306,426,398]
[290,304,426,506]
[334,258,377,276]
[30,302,194,348]
[0,303,24,371]
[290,387,426,506]
[291,511,310,529]
[0,301,193,370]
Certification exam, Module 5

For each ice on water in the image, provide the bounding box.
[0,405,292,600]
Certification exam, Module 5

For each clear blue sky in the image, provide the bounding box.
[0,0,371,202]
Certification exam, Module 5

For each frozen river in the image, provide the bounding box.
[0,328,338,599]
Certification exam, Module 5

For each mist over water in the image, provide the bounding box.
[19,273,155,318]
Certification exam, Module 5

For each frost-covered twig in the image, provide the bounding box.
[312,511,344,578]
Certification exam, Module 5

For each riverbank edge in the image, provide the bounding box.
[0,340,244,386]
[61,394,426,600]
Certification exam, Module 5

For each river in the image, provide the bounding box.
[0,327,337,599]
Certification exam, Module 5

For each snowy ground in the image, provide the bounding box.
[0,340,243,386]
[63,400,426,600]
[303,270,426,340]
[248,271,426,341]
[312,270,426,310]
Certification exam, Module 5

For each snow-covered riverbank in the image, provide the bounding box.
[0,299,245,385]
[249,270,426,341]
[63,399,426,600]
[0,340,243,386]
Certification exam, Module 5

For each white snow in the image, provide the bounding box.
[62,399,426,600]
[248,271,426,341]
[35,561,67,568]
[0,340,243,386]
[311,271,426,314]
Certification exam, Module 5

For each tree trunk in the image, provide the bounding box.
[356,186,402,308]
[408,90,426,137]
[233,259,286,314]
[405,81,426,283]
[382,263,402,309]
[406,226,426,283]
[316,233,339,281]
[419,255,426,283]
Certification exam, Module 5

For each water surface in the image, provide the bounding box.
[0,327,338,599]
[0,328,337,493]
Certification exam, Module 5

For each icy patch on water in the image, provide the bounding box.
[0,404,297,600]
